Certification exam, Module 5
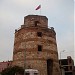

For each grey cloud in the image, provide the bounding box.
[0,0,74,63]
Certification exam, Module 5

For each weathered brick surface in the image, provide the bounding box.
[24,15,48,28]
[12,15,61,75]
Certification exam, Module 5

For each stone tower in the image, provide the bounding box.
[12,15,60,75]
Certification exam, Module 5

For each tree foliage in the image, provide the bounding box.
[1,66,24,75]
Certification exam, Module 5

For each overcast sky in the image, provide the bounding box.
[0,0,74,64]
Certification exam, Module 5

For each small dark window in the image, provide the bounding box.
[70,66,72,70]
[35,21,39,26]
[34,73,38,75]
[37,32,42,37]
[26,73,30,75]
[64,66,68,71]
[38,45,42,51]
[61,59,68,65]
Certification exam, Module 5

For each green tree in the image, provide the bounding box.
[1,66,24,75]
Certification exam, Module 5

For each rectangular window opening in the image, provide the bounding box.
[26,73,30,75]
[70,66,72,70]
[37,32,42,37]
[35,21,40,27]
[34,73,38,75]
[38,45,42,51]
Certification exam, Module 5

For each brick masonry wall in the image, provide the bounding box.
[24,15,48,28]
[12,15,61,75]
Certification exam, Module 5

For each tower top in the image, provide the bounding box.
[22,15,48,28]
[24,15,48,20]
